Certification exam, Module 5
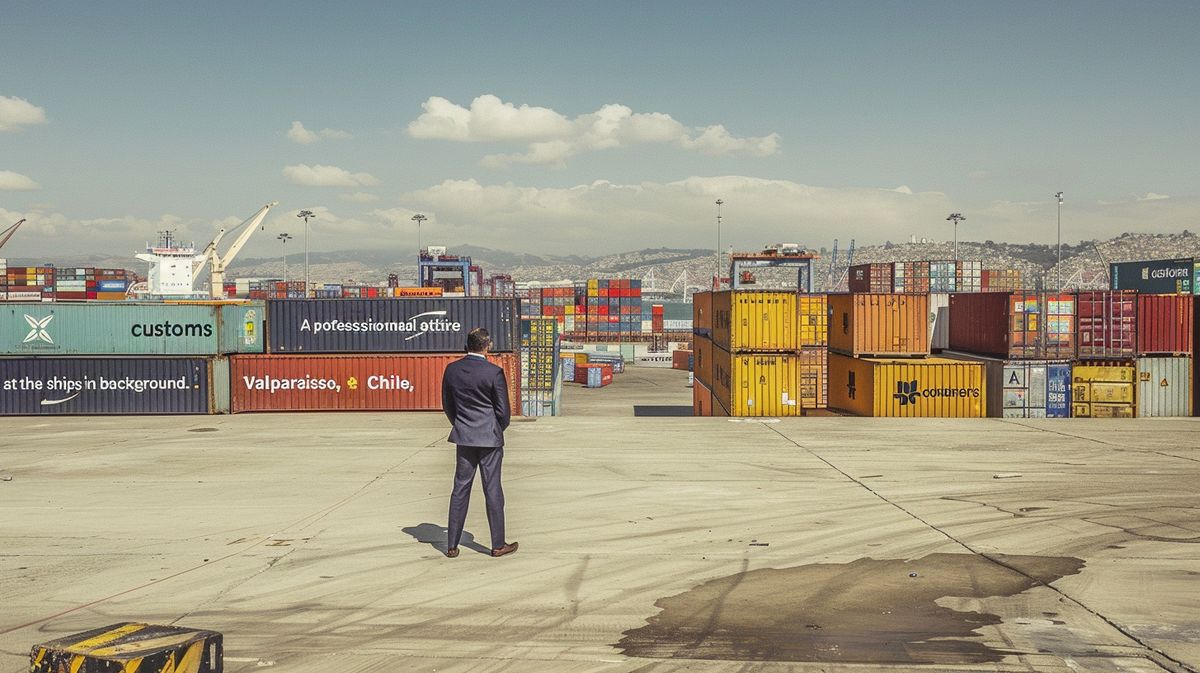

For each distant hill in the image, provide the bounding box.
[7,233,1199,292]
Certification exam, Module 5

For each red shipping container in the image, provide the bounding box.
[652,315,665,333]
[1138,294,1193,355]
[1077,291,1137,359]
[949,292,1076,359]
[576,363,613,387]
[230,353,520,413]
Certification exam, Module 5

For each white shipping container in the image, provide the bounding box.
[929,293,950,351]
[663,319,693,330]
[1136,356,1192,417]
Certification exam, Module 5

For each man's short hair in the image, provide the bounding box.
[467,328,492,353]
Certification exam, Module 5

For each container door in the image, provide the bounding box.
[1001,364,1029,414]
[1138,357,1191,417]
[1026,365,1047,408]
[1045,364,1072,418]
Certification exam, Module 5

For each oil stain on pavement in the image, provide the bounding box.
[618,553,1085,664]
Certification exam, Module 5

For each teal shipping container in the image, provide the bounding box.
[0,302,264,356]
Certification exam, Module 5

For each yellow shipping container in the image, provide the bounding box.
[712,290,796,352]
[797,294,828,347]
[574,353,590,365]
[828,353,986,417]
[711,344,827,416]
[1072,362,1135,418]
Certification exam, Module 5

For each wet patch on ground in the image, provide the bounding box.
[618,552,1085,664]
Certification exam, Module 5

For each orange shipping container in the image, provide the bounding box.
[828,293,929,357]
[695,335,714,388]
[827,353,985,417]
[230,353,520,413]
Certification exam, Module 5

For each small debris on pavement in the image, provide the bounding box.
[993,473,1023,479]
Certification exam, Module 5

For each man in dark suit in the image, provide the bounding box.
[442,327,518,559]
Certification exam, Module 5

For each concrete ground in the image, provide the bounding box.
[1,366,1198,673]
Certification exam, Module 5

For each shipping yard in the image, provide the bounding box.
[2,370,1199,673]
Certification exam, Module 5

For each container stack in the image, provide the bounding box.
[848,263,893,293]
[826,292,986,417]
[946,292,1076,418]
[1134,294,1193,417]
[229,298,520,413]
[519,317,562,416]
[982,269,1022,292]
[693,290,828,417]
[0,302,264,415]
[3,264,55,301]
[0,258,6,301]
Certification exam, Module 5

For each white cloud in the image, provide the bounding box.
[0,96,47,132]
[286,120,319,144]
[1137,192,1170,201]
[886,185,914,195]
[409,95,781,166]
[0,170,41,191]
[282,164,379,187]
[287,121,353,144]
[339,191,380,203]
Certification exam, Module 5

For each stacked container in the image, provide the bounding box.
[1135,294,1193,417]
[848,264,894,293]
[4,264,55,301]
[1076,291,1137,359]
[982,269,1023,292]
[0,258,6,301]
[229,297,520,413]
[694,290,828,416]
[0,302,265,415]
[893,261,930,293]
[1072,362,1136,418]
[519,317,562,416]
[956,261,983,293]
[929,260,958,293]
[827,293,985,417]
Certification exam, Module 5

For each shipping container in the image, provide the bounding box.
[1137,294,1193,355]
[1072,361,1135,418]
[948,292,1076,359]
[848,264,893,293]
[577,364,613,388]
[1076,291,1137,359]
[710,344,827,416]
[265,298,517,353]
[695,335,714,387]
[712,290,797,352]
[672,349,693,371]
[693,379,714,416]
[828,293,929,357]
[1110,258,1193,294]
[827,353,985,417]
[1136,356,1192,417]
[0,357,214,415]
[229,353,520,413]
[944,353,1071,418]
[797,294,828,347]
[0,302,264,355]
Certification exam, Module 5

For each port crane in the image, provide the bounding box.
[192,202,278,298]
[0,218,26,251]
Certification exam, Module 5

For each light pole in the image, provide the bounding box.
[1055,192,1064,266]
[277,232,293,284]
[297,210,314,296]
[946,212,965,261]
[714,199,724,288]
[411,213,427,259]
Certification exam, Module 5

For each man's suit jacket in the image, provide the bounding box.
[442,354,512,448]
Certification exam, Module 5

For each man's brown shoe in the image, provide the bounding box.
[445,547,460,558]
[491,542,518,558]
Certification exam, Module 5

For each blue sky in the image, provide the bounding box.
[1,1,1197,257]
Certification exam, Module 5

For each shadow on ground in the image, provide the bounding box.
[402,523,491,556]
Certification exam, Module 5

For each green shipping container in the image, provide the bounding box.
[0,302,264,355]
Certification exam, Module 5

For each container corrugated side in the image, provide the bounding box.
[1136,356,1192,417]
[828,353,985,417]
[929,293,950,351]
[712,291,797,352]
[944,352,1071,417]
[695,335,714,388]
[1072,361,1135,418]
[265,298,517,353]
[0,357,213,415]
[230,353,520,412]
[693,379,714,416]
[693,292,713,339]
[0,303,264,355]
[828,293,929,357]
[949,292,1076,359]
[1137,294,1193,355]
[710,344,813,417]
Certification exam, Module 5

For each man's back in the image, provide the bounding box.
[442,355,511,448]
